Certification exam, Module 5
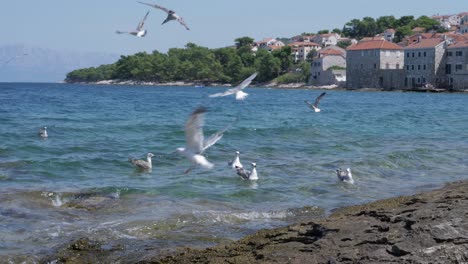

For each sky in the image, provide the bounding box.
[0,0,467,55]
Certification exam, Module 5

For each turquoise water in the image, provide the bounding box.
[1,83,468,259]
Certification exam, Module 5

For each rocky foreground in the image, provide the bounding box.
[46,181,468,263]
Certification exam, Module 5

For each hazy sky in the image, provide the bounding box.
[1,0,466,55]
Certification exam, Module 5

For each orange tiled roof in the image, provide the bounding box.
[267,45,283,50]
[288,41,320,47]
[404,38,445,49]
[319,49,344,56]
[448,40,468,48]
[346,39,403,51]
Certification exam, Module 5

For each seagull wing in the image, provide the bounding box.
[209,87,238,98]
[202,119,235,153]
[304,100,314,109]
[235,72,258,91]
[185,107,207,154]
[209,73,257,98]
[130,159,150,169]
[236,167,250,180]
[313,92,326,107]
[137,1,170,14]
[176,17,190,30]
[136,11,150,31]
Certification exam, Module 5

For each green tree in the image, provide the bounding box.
[255,49,281,82]
[318,29,330,34]
[272,46,293,73]
[332,28,342,34]
[394,25,413,43]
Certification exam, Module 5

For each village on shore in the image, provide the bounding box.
[71,12,468,92]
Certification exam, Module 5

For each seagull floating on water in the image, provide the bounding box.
[137,2,190,30]
[130,153,154,170]
[228,151,243,169]
[116,11,150,37]
[209,72,258,100]
[38,126,48,138]
[335,168,354,184]
[236,163,258,181]
[305,92,326,112]
[176,107,232,174]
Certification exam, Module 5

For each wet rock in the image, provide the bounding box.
[44,180,468,263]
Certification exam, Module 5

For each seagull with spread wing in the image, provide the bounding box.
[137,2,190,30]
[209,72,258,100]
[305,92,326,112]
[176,107,232,174]
[116,11,150,37]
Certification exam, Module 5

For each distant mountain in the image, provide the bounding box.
[0,44,120,82]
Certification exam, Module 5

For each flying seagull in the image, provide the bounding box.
[305,92,326,112]
[129,153,154,170]
[116,11,150,37]
[176,107,232,174]
[335,168,354,184]
[228,151,243,169]
[236,163,258,181]
[209,72,258,100]
[38,126,48,138]
[137,2,190,30]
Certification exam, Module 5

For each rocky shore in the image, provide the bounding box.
[42,180,468,263]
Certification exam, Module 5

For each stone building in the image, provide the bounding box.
[445,40,468,90]
[288,41,321,62]
[403,37,449,88]
[310,46,346,86]
[346,39,404,89]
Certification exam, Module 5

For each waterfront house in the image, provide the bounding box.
[346,38,404,89]
[310,46,346,86]
[403,36,450,89]
[255,38,285,50]
[445,40,468,90]
[460,13,468,34]
[383,29,396,42]
[288,41,321,62]
[313,33,341,47]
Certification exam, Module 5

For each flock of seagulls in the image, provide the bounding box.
[116,2,189,38]
[39,3,352,184]
[38,72,353,184]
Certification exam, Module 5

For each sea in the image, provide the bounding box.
[1,83,467,261]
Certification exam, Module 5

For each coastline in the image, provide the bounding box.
[43,180,468,263]
[63,80,468,93]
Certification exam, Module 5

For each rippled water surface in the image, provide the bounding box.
[1,83,467,259]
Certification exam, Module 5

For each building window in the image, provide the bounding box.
[424,52,427,57]
[412,65,415,70]
[412,52,415,57]
[406,52,410,58]
[386,63,390,69]
[361,64,363,69]
[361,51,364,56]
[406,65,410,70]
[456,64,463,71]
[423,65,426,70]
[374,64,377,69]
[396,63,400,69]
[447,51,453,56]
[417,77,421,84]
[456,51,463,56]
[446,64,452,74]
[418,65,421,70]
[418,52,421,57]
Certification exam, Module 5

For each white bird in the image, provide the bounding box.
[137,2,190,30]
[209,72,258,100]
[176,107,231,174]
[305,92,326,112]
[335,168,354,184]
[129,153,154,170]
[236,163,258,181]
[38,126,48,138]
[116,11,150,37]
[228,151,243,169]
